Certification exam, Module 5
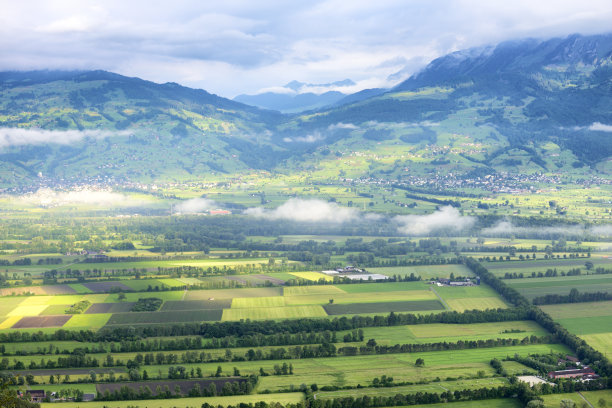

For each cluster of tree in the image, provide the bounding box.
[96,377,256,401]
[0,307,530,345]
[337,336,551,356]
[1,351,100,370]
[465,257,612,377]
[532,288,612,305]
[65,300,91,314]
[131,297,163,312]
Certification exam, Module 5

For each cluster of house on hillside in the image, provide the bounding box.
[321,266,389,281]
[429,277,480,286]
[548,355,599,381]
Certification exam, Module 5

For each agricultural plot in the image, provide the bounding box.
[12,315,71,328]
[539,301,612,354]
[97,378,246,397]
[40,392,305,408]
[285,290,437,305]
[134,344,567,392]
[506,274,612,300]
[283,285,347,295]
[106,309,223,325]
[540,390,612,408]
[485,257,612,277]
[64,313,112,329]
[369,264,474,279]
[289,271,335,281]
[232,296,286,308]
[184,287,282,300]
[339,281,429,293]
[82,281,132,292]
[432,284,508,311]
[316,377,510,398]
[161,299,232,311]
[324,299,444,315]
[222,305,327,321]
[85,302,135,313]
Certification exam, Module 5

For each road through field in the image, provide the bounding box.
[429,287,450,309]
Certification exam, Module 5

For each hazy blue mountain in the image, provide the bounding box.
[234,79,355,113]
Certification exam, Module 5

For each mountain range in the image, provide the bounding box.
[1,33,612,188]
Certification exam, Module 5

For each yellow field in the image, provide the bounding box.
[283,285,347,296]
[446,297,508,312]
[46,295,85,305]
[232,296,286,308]
[0,316,22,329]
[222,305,327,321]
[8,304,48,316]
[289,272,335,282]
[21,296,54,305]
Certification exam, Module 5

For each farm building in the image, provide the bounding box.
[25,390,45,402]
[548,367,597,379]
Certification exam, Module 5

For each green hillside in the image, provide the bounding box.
[2,34,612,188]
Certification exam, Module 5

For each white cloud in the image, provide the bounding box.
[394,206,475,235]
[174,197,216,213]
[589,122,612,132]
[0,128,129,148]
[283,131,325,143]
[328,122,359,130]
[245,198,359,223]
[18,188,143,207]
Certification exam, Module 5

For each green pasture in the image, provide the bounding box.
[316,377,510,398]
[106,310,222,326]
[446,297,508,312]
[369,264,474,279]
[580,332,612,355]
[133,344,567,391]
[541,390,612,407]
[232,296,286,308]
[64,313,112,329]
[338,281,429,293]
[105,291,185,302]
[408,400,521,408]
[432,285,500,299]
[285,290,437,305]
[184,287,282,300]
[40,392,305,408]
[348,320,548,345]
[556,315,612,335]
[324,300,444,315]
[283,285,347,296]
[506,274,612,300]
[539,301,612,319]
[222,305,327,321]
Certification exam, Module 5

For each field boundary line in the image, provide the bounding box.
[578,391,594,408]
[429,287,450,310]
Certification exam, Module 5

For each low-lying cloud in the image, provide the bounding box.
[394,206,475,235]
[19,188,143,207]
[589,122,612,132]
[0,128,130,148]
[283,132,325,143]
[174,197,216,214]
[245,198,359,223]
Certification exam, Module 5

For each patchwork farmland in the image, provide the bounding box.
[0,251,610,408]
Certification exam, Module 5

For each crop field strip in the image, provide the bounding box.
[39,392,305,408]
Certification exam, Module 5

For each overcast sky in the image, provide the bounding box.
[1,0,612,98]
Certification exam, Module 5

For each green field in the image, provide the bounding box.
[541,390,612,407]
[40,392,305,408]
[369,264,474,279]
[106,310,223,325]
[222,305,327,320]
[324,299,444,315]
[64,313,112,328]
[506,274,612,300]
